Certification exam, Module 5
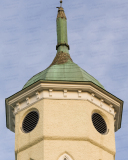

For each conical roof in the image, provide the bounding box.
[23,54,104,89]
[23,2,104,90]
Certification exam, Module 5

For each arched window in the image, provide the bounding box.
[58,153,73,160]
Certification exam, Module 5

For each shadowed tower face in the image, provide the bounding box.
[5,1,123,160]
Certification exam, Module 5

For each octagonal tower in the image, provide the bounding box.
[5,1,123,160]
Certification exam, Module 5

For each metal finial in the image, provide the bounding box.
[60,0,62,7]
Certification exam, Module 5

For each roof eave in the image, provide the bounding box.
[5,80,123,133]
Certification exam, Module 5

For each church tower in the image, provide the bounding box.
[5,1,123,160]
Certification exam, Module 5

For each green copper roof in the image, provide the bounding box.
[23,2,104,90]
[23,60,104,89]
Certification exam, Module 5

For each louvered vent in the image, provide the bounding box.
[92,113,107,134]
[22,111,39,133]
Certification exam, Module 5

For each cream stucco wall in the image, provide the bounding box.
[15,99,115,160]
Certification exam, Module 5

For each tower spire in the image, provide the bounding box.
[49,1,72,67]
[56,1,70,53]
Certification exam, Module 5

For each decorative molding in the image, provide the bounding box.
[78,90,82,98]
[35,92,40,100]
[13,90,115,118]
[14,103,20,115]
[49,89,53,97]
[26,97,30,105]
[91,93,95,101]
[7,82,122,132]
[63,89,67,97]
[109,104,113,112]
[100,99,104,107]
[8,83,120,107]
[16,103,20,111]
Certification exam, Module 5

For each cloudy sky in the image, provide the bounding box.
[0,0,128,159]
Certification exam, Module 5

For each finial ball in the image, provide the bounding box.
[60,0,63,3]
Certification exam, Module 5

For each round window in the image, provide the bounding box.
[22,111,39,133]
[92,113,107,134]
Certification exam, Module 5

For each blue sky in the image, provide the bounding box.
[0,0,128,159]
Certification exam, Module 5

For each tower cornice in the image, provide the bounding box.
[5,80,123,133]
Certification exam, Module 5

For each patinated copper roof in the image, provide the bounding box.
[22,1,105,90]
